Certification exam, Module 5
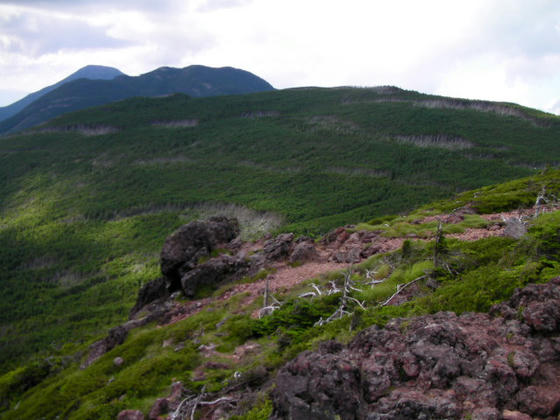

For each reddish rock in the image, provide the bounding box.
[272,278,560,420]
[289,241,319,263]
[502,410,532,420]
[117,410,145,420]
[81,325,128,368]
[263,233,294,261]
[148,398,168,420]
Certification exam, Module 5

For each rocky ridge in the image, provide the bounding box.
[273,278,560,420]
[105,205,560,419]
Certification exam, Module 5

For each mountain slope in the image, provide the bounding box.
[0,65,124,123]
[2,167,560,419]
[0,65,275,134]
[1,86,560,414]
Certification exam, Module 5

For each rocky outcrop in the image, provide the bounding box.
[81,325,128,369]
[263,233,294,261]
[130,277,169,317]
[289,241,319,264]
[272,278,560,419]
[180,255,251,297]
[161,216,240,291]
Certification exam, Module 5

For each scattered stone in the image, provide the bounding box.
[113,357,124,367]
[330,246,361,263]
[272,278,560,419]
[81,325,128,368]
[117,410,144,420]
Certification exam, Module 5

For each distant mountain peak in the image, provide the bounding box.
[0,65,126,124]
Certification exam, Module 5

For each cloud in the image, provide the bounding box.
[0,11,133,56]
[1,0,560,114]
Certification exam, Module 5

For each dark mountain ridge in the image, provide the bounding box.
[0,65,124,123]
[0,65,274,134]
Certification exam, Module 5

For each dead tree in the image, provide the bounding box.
[170,385,235,420]
[315,267,365,326]
[258,277,282,318]
[433,220,445,268]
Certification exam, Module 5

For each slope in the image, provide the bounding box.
[0,65,124,123]
[0,86,559,378]
[2,167,560,419]
[0,65,274,134]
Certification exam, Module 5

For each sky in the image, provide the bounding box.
[1,0,560,114]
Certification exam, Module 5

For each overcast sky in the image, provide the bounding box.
[1,0,560,114]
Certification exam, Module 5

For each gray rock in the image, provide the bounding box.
[289,241,319,263]
[160,216,240,291]
[180,255,250,297]
[263,233,294,261]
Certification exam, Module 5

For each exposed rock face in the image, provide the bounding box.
[273,278,560,419]
[180,255,250,297]
[161,216,240,291]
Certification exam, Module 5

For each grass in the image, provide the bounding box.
[3,174,560,418]
[2,87,560,417]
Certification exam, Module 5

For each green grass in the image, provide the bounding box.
[2,87,560,417]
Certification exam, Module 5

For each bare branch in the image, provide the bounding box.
[190,385,206,420]
[311,283,323,296]
[380,275,426,307]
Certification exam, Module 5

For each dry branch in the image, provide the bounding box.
[380,275,426,307]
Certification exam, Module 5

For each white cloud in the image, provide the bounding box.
[1,0,560,114]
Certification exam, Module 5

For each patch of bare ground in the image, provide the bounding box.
[240,111,280,118]
[38,125,118,136]
[393,134,474,150]
[237,160,302,174]
[325,167,390,178]
[133,156,195,165]
[165,204,560,329]
[151,119,198,128]
[412,99,550,126]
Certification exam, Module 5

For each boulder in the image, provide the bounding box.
[330,246,361,263]
[263,233,294,261]
[117,410,145,420]
[160,217,240,291]
[180,255,250,297]
[289,241,319,263]
[148,398,168,420]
